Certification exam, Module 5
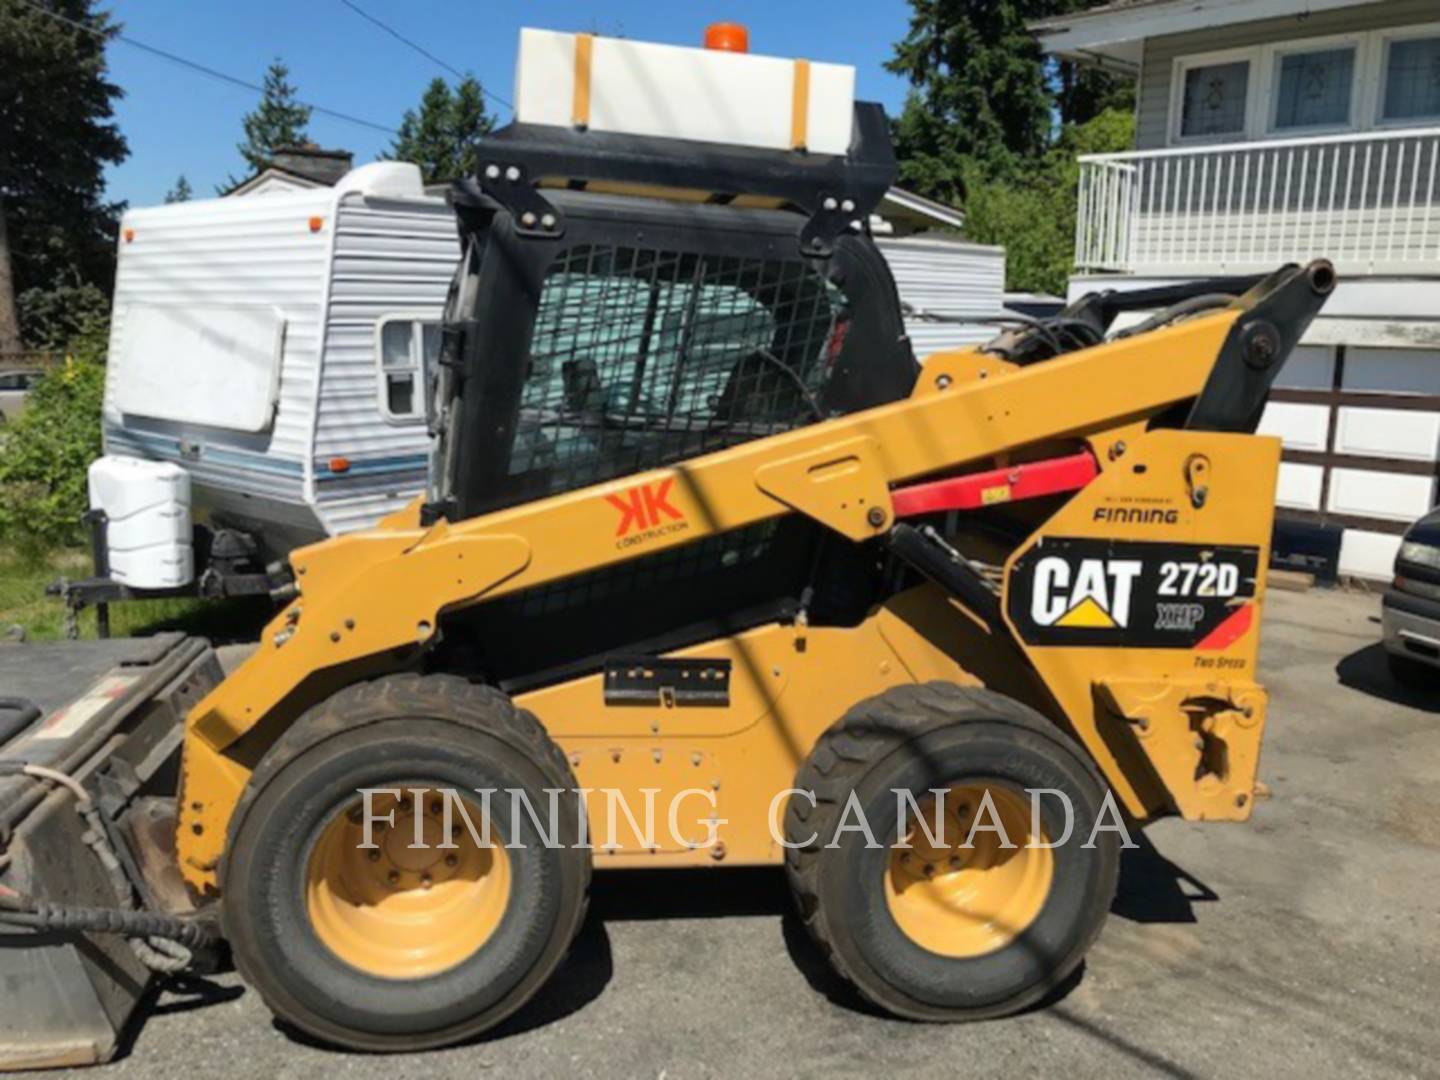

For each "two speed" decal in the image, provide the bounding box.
[1007,539,1260,649]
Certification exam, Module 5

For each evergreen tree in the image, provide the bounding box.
[449,77,494,180]
[0,0,128,352]
[233,59,311,179]
[886,0,1132,203]
[385,76,496,183]
[165,175,193,203]
[885,0,1135,291]
[888,0,1056,201]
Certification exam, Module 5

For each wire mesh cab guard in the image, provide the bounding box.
[435,106,918,524]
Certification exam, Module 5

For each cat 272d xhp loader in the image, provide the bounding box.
[0,25,1334,1066]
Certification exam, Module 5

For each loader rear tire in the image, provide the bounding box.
[784,682,1119,1021]
[222,674,589,1052]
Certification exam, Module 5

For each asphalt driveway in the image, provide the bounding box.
[62,587,1440,1079]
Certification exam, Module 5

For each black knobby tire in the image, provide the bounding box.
[784,682,1120,1020]
[222,673,590,1051]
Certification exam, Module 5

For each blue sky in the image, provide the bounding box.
[102,1,918,207]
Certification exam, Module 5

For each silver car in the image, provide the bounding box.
[1381,509,1440,687]
[0,370,41,424]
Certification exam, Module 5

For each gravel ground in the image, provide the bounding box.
[57,587,1440,1078]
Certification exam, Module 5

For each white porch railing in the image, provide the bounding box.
[1075,127,1440,275]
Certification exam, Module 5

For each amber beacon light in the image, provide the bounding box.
[703,22,749,52]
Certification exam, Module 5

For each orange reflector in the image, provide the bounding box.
[309,216,324,233]
[704,22,749,52]
[328,457,351,474]
[123,229,134,243]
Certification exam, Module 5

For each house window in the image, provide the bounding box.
[1382,35,1440,122]
[1180,60,1251,138]
[378,318,439,421]
[1273,46,1357,130]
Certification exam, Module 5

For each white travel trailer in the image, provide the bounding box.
[90,167,1003,600]
[99,161,453,572]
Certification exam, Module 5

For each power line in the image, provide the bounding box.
[17,0,399,136]
[336,0,513,112]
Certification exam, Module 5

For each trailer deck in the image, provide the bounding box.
[0,636,221,1071]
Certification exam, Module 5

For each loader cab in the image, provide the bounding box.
[429,109,919,686]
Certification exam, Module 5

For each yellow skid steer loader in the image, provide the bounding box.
[0,26,1333,1066]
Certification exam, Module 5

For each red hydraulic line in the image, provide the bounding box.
[891,452,1099,517]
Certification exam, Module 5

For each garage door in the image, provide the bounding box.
[1259,345,1440,579]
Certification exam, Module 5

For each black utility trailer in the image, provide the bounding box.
[0,635,221,1069]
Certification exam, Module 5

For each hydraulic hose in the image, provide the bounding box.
[0,761,217,969]
[0,893,215,951]
[1112,293,1237,339]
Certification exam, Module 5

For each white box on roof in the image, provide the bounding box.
[514,28,856,156]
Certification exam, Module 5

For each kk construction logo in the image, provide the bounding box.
[1030,556,1141,630]
[606,478,690,548]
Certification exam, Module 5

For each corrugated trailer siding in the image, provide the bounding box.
[1135,0,1440,149]
[102,191,334,503]
[877,236,1005,360]
[312,195,458,535]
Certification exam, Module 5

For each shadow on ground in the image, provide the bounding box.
[1336,642,1440,713]
[1111,833,1217,925]
[135,838,1220,1058]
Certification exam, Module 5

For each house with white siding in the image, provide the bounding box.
[1033,0,1440,579]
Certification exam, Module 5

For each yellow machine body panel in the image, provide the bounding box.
[1000,428,1280,821]
[174,304,1296,891]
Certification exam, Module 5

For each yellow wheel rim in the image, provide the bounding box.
[305,790,511,979]
[884,782,1053,958]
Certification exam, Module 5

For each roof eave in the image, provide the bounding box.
[1031,0,1384,64]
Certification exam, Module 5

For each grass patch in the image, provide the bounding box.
[0,546,271,643]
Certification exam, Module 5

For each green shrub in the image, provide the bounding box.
[960,108,1136,296]
[17,282,112,354]
[0,358,107,552]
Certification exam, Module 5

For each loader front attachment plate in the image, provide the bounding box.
[0,635,220,1070]
[1000,429,1281,823]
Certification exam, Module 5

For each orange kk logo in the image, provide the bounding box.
[606,478,685,537]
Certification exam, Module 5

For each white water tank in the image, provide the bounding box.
[514,28,856,156]
[87,456,194,588]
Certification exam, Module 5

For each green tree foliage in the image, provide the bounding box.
[0,0,128,352]
[962,108,1134,295]
[165,175,193,203]
[887,0,1136,293]
[17,277,108,351]
[0,357,107,551]
[888,0,1058,198]
[385,76,497,183]
[232,59,311,181]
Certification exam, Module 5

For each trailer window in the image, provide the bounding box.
[378,317,440,421]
